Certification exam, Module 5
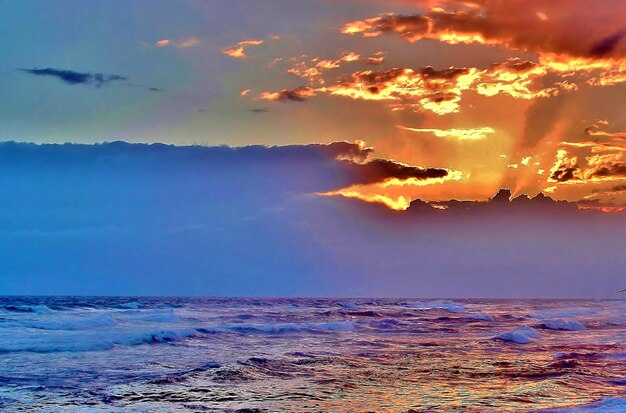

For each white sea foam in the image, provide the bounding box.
[495,326,541,344]
[406,300,465,313]
[207,320,355,334]
[0,328,196,353]
[3,304,54,314]
[538,397,626,412]
[118,302,141,309]
[10,313,117,331]
[121,309,179,323]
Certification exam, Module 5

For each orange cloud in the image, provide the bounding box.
[339,3,626,94]
[154,38,199,49]
[323,66,477,114]
[222,39,264,59]
[548,149,626,183]
[177,38,199,48]
[259,87,316,102]
[230,0,626,210]
[262,53,619,115]
[398,126,495,140]
[285,51,363,85]
[319,190,412,211]
[366,52,385,65]
[320,169,464,210]
[342,1,626,59]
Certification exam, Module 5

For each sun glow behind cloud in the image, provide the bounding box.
[221,0,626,211]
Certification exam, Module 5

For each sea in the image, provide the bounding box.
[0,297,624,412]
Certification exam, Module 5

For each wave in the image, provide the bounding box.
[2,304,54,314]
[0,328,196,353]
[537,319,586,331]
[117,302,141,309]
[405,300,465,313]
[465,313,495,322]
[199,320,355,334]
[1,313,116,331]
[339,310,383,317]
[367,318,402,330]
[336,301,359,309]
[494,326,541,344]
[120,309,179,323]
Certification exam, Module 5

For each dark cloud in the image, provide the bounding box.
[407,188,586,216]
[549,164,578,182]
[251,107,270,113]
[590,30,626,57]
[339,158,449,185]
[19,67,127,87]
[310,141,450,185]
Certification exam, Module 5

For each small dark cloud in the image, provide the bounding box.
[251,107,270,113]
[261,86,315,102]
[590,30,626,57]
[19,67,127,87]
[549,164,578,182]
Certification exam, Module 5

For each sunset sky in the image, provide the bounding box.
[1,1,625,297]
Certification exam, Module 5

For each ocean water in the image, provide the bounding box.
[0,297,625,412]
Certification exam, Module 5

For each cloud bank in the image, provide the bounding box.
[0,141,624,297]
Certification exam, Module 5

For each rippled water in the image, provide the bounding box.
[0,297,624,412]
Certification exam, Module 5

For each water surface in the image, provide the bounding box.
[0,297,624,412]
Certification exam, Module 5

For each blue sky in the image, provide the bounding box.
[1,0,410,144]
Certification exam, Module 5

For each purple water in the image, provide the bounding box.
[0,297,625,412]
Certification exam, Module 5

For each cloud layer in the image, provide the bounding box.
[1,141,623,296]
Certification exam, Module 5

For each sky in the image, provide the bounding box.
[0,0,625,297]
